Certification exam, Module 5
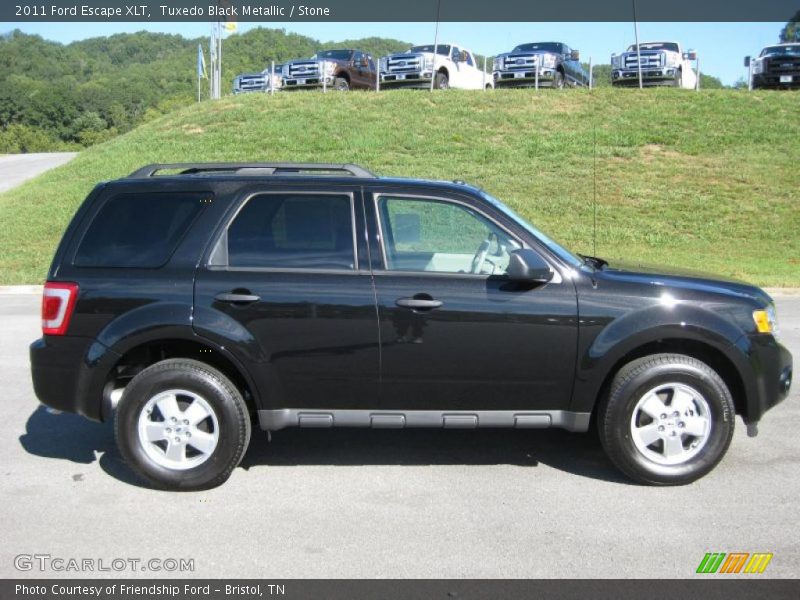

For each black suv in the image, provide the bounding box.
[30,163,792,490]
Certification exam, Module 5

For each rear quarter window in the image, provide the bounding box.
[73,192,207,268]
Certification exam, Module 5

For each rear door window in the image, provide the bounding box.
[225,193,356,270]
[74,192,207,268]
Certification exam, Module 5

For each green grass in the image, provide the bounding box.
[0,88,798,285]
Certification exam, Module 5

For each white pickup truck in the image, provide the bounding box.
[611,41,697,88]
[380,43,491,90]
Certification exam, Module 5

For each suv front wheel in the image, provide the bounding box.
[115,359,251,491]
[598,353,735,485]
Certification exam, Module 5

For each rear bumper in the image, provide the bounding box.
[30,336,119,422]
[740,334,793,424]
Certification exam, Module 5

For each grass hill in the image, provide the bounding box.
[0,88,797,286]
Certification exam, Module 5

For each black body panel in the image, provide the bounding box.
[29,170,792,431]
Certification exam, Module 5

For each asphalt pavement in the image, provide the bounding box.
[0,153,78,193]
[0,293,797,579]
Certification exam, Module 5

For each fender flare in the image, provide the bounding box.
[570,304,754,414]
[87,302,260,419]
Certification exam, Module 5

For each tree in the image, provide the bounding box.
[779,11,800,42]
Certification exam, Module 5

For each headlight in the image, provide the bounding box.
[281,64,289,77]
[752,59,764,74]
[541,53,556,68]
[753,305,779,337]
[493,57,503,71]
[319,61,336,75]
[665,52,679,67]
[380,57,388,72]
[611,54,621,68]
[424,55,434,70]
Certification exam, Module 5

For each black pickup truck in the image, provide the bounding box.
[746,43,800,89]
[30,163,792,490]
[493,42,588,88]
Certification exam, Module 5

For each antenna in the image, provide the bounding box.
[430,0,442,92]
[633,0,643,89]
[593,116,598,257]
[592,75,598,257]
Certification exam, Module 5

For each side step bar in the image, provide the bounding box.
[258,409,591,433]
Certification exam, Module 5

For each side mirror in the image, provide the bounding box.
[570,49,580,61]
[683,50,697,61]
[744,56,751,67]
[506,249,553,283]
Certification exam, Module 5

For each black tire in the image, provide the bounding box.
[434,71,449,90]
[334,76,350,91]
[673,70,683,88]
[115,359,251,491]
[597,353,734,486]
[553,70,565,89]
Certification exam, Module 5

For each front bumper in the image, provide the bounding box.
[739,334,793,424]
[380,71,434,88]
[494,69,557,87]
[283,75,334,89]
[612,68,679,86]
[30,336,120,422]
[752,73,800,89]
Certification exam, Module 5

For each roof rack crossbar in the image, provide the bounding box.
[127,163,376,179]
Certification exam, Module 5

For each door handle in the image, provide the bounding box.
[395,297,443,310]
[215,292,261,304]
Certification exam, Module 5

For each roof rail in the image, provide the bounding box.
[127,163,376,179]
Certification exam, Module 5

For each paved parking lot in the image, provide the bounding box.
[1,293,797,579]
[0,153,77,193]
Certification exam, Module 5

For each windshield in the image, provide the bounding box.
[626,42,679,53]
[410,44,451,56]
[761,45,800,56]
[479,191,583,268]
[512,43,562,54]
[314,49,353,61]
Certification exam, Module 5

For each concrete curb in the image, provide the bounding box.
[0,285,43,295]
[2,285,800,296]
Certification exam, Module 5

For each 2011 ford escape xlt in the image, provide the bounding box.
[30,163,793,490]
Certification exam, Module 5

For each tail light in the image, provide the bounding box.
[42,282,79,336]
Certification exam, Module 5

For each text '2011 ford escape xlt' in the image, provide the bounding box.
[30,163,792,490]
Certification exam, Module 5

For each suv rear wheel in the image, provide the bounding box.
[115,359,251,491]
[598,353,735,485]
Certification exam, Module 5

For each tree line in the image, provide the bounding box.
[0,28,410,153]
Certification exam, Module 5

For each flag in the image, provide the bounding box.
[197,43,207,79]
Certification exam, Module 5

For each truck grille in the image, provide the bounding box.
[235,75,267,92]
[623,51,664,69]
[385,54,424,73]
[289,61,320,79]
[500,54,541,70]
[765,56,800,73]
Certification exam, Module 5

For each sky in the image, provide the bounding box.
[0,21,786,85]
